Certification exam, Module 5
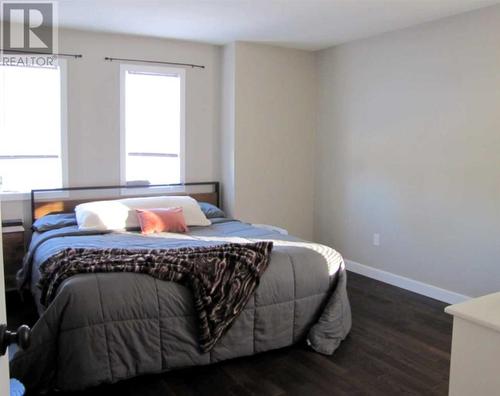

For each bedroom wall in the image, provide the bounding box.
[220,43,236,217]
[315,5,500,297]
[221,42,317,239]
[2,28,221,222]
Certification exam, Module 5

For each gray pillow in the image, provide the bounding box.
[32,213,77,232]
[198,202,225,219]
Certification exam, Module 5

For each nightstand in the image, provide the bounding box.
[2,220,25,292]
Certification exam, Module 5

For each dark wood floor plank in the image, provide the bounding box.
[351,316,451,367]
[8,271,452,396]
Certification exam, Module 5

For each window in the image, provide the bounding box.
[0,61,67,195]
[121,64,185,185]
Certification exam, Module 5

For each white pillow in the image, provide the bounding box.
[119,196,211,227]
[75,195,211,231]
[75,200,131,231]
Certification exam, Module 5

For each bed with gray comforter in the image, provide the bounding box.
[11,216,351,392]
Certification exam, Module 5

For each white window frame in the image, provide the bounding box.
[0,59,69,201]
[119,63,186,187]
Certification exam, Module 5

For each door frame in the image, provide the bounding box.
[0,199,11,395]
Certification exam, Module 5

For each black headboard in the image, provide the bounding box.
[31,182,220,222]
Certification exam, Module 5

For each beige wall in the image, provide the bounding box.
[3,34,318,243]
[221,42,317,239]
[220,43,236,216]
[315,5,500,297]
[3,28,221,221]
[3,32,318,242]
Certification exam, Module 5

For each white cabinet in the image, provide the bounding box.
[445,293,500,396]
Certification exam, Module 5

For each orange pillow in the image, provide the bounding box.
[136,207,188,234]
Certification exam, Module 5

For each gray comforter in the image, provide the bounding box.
[11,218,351,392]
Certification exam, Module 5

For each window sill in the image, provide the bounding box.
[1,190,70,201]
[119,184,186,196]
[0,192,30,201]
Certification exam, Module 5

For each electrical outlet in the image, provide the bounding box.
[373,233,380,246]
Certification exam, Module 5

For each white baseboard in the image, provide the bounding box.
[345,259,470,305]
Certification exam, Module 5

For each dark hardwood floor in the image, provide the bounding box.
[7,271,453,395]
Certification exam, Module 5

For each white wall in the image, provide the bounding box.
[221,42,317,239]
[2,28,221,221]
[315,5,500,297]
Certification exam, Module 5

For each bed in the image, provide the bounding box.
[10,183,351,392]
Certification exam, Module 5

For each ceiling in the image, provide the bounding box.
[53,0,500,50]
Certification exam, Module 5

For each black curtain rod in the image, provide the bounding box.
[0,49,82,58]
[104,56,204,69]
